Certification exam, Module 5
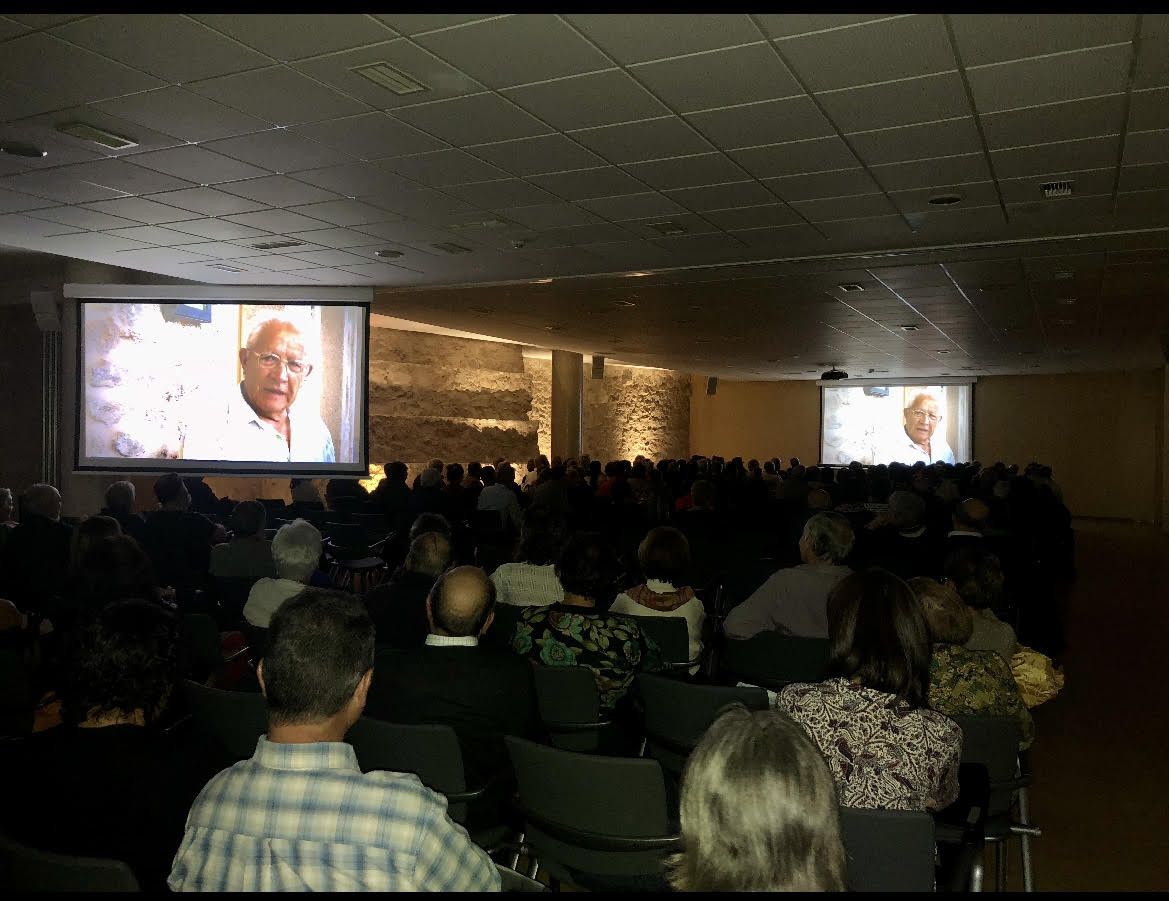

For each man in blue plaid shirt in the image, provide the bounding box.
[168,588,500,891]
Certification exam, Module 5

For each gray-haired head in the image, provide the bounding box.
[405,531,452,577]
[104,480,136,516]
[271,518,323,582]
[887,490,926,529]
[22,483,62,521]
[800,512,855,564]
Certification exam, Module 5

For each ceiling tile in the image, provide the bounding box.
[1124,129,1169,166]
[755,15,897,39]
[144,187,268,217]
[685,96,834,151]
[441,178,558,209]
[54,158,195,195]
[111,246,217,267]
[504,70,670,131]
[362,187,478,224]
[569,117,714,165]
[291,40,483,111]
[997,168,1115,203]
[414,14,611,88]
[128,145,272,184]
[815,71,970,132]
[630,43,802,113]
[620,214,722,239]
[574,192,687,221]
[186,66,369,126]
[95,87,271,143]
[391,93,550,146]
[0,17,30,40]
[287,226,385,249]
[79,196,199,224]
[286,248,375,267]
[495,203,605,230]
[167,240,265,260]
[778,14,953,92]
[1129,88,1169,132]
[536,223,637,247]
[0,169,126,204]
[622,152,745,191]
[1134,17,1169,89]
[34,232,150,254]
[664,180,777,211]
[291,113,446,161]
[380,149,508,187]
[731,137,859,178]
[888,181,1001,213]
[565,13,760,65]
[989,135,1121,179]
[51,14,271,82]
[0,33,163,107]
[285,199,400,227]
[191,13,393,61]
[103,225,206,246]
[869,153,993,192]
[0,188,57,213]
[966,43,1132,114]
[373,14,495,35]
[1118,162,1169,192]
[949,13,1137,66]
[847,117,982,166]
[352,219,459,244]
[224,209,332,233]
[980,95,1126,149]
[465,134,606,176]
[293,163,418,197]
[704,203,803,230]
[527,166,647,201]
[164,218,269,240]
[31,206,140,230]
[763,168,882,200]
[231,253,318,271]
[219,175,341,206]
[788,193,898,222]
[203,130,353,174]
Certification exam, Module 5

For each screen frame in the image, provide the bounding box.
[67,285,372,478]
[817,377,977,466]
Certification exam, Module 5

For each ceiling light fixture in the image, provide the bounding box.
[936,349,951,354]
[900,324,919,331]
[1040,180,1073,199]
[56,122,138,150]
[373,249,404,258]
[1056,298,1076,305]
[614,300,636,307]
[350,62,428,95]
[431,242,472,254]
[838,283,865,292]
[649,221,686,236]
[1053,270,1075,280]
[446,218,510,230]
[0,141,46,158]
[250,239,305,250]
[206,263,246,272]
[625,271,651,278]
[532,278,553,284]
[927,193,962,206]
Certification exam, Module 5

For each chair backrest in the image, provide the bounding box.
[947,714,1023,816]
[345,717,470,822]
[325,522,366,550]
[482,602,525,651]
[635,674,770,775]
[529,664,608,753]
[505,735,673,878]
[496,862,549,892]
[181,613,224,684]
[214,576,257,618]
[838,807,936,892]
[180,679,267,762]
[351,513,390,542]
[614,614,690,666]
[0,830,141,892]
[720,632,830,689]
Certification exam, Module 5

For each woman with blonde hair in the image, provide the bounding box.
[669,704,847,892]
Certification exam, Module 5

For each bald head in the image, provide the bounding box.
[23,483,62,521]
[953,497,990,533]
[405,531,451,577]
[427,566,495,637]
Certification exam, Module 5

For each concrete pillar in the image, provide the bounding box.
[550,350,583,460]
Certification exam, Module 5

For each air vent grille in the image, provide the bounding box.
[351,62,428,95]
[431,242,473,254]
[1040,180,1073,199]
[250,239,305,251]
[649,221,686,236]
[838,283,865,292]
[207,263,245,272]
[56,122,138,150]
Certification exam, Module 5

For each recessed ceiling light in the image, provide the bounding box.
[0,141,46,158]
[446,218,509,230]
[207,263,246,272]
[649,221,686,236]
[935,349,951,354]
[614,300,636,307]
[688,304,702,311]
[900,324,920,331]
[1056,298,1076,305]
[1053,318,1076,326]
[468,306,492,315]
[543,325,564,332]
[431,242,472,254]
[350,62,428,95]
[56,121,138,150]
[1053,270,1075,280]
[927,193,963,206]
[532,278,553,284]
[625,271,651,278]
[373,249,403,258]
[250,239,305,250]
[838,283,865,292]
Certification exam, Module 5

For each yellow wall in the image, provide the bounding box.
[689,370,1163,521]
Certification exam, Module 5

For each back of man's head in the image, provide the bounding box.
[262,588,374,726]
[801,512,855,564]
[104,480,136,515]
[807,488,833,511]
[888,490,926,529]
[387,461,408,483]
[271,518,322,582]
[405,530,452,577]
[498,464,516,484]
[419,467,442,489]
[428,565,495,637]
[153,472,188,508]
[230,500,267,538]
[953,497,990,532]
[23,483,62,521]
[690,479,715,509]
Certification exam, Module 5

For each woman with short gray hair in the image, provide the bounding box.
[243,519,323,628]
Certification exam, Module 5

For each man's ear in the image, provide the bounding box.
[479,608,496,637]
[352,669,373,713]
[239,347,249,370]
[256,659,267,698]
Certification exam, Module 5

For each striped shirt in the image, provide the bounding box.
[168,736,500,892]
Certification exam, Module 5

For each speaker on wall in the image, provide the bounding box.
[706,376,718,396]
[591,354,605,379]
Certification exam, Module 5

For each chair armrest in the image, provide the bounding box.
[517,803,682,853]
[543,718,614,734]
[446,767,517,805]
[643,729,695,758]
[223,644,251,665]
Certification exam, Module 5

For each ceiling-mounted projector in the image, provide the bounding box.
[821,367,849,380]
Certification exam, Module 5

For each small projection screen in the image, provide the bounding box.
[68,284,371,477]
[820,380,974,466]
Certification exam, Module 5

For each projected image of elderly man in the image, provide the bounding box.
[882,391,955,466]
[182,318,335,464]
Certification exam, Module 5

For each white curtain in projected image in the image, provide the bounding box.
[821,384,972,466]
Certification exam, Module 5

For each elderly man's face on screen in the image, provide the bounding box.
[239,320,312,420]
[904,393,943,444]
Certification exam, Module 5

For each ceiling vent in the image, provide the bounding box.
[838,283,865,292]
[447,218,510,230]
[900,324,920,331]
[928,193,963,206]
[351,62,428,95]
[649,221,686,236]
[56,122,138,150]
[1040,180,1073,199]
[431,242,473,254]
[373,249,403,258]
[250,239,305,251]
[206,263,246,272]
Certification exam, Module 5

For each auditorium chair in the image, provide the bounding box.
[612,613,696,674]
[718,632,830,690]
[482,602,524,651]
[838,807,939,892]
[529,664,619,754]
[179,679,267,762]
[0,831,140,892]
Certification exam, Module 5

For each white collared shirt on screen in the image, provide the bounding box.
[880,428,956,465]
[183,382,336,464]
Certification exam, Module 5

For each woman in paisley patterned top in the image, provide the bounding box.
[776,568,962,812]
[910,577,1034,750]
[511,532,664,712]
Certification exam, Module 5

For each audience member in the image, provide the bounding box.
[723,512,854,640]
[290,477,322,506]
[477,463,522,533]
[242,519,322,628]
[141,473,227,596]
[776,569,962,811]
[490,506,568,607]
[168,588,500,891]
[1,483,73,614]
[369,462,412,531]
[101,480,149,545]
[0,487,16,527]
[945,544,1018,662]
[668,704,847,892]
[363,530,450,649]
[209,501,276,581]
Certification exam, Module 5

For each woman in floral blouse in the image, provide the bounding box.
[910,577,1035,750]
[775,569,962,812]
[511,532,663,712]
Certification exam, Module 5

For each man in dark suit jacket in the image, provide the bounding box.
[1,484,73,616]
[365,566,541,823]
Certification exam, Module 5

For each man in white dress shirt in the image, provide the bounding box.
[881,392,955,465]
[182,318,335,464]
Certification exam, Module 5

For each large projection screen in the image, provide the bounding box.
[820,379,974,466]
[67,284,371,477]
